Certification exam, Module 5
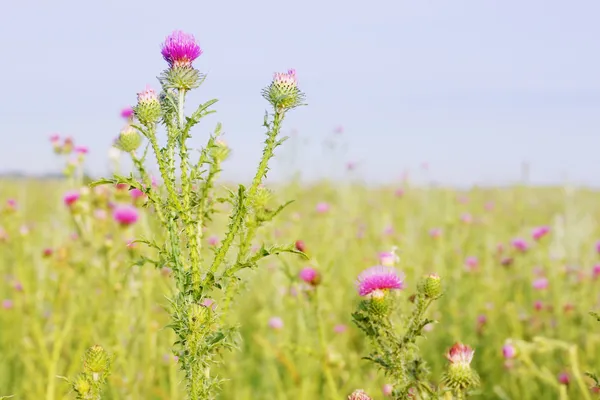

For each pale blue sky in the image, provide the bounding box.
[1,0,599,186]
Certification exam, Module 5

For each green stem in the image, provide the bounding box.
[314,290,339,399]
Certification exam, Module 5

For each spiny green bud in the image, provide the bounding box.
[159,66,202,91]
[442,343,480,391]
[83,345,109,376]
[255,185,272,207]
[134,86,162,126]
[211,138,230,161]
[367,289,392,317]
[189,303,210,330]
[262,69,306,111]
[116,125,142,152]
[72,374,91,396]
[419,273,442,299]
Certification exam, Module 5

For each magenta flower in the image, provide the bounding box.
[596,240,600,254]
[201,298,216,310]
[207,235,219,246]
[558,372,570,385]
[593,264,600,279]
[161,30,202,68]
[532,277,549,290]
[532,226,550,241]
[299,267,321,286]
[2,299,13,310]
[464,256,478,271]
[334,324,347,334]
[112,205,139,226]
[130,188,146,200]
[121,107,134,119]
[534,300,544,311]
[74,146,89,155]
[49,133,60,143]
[511,238,529,252]
[63,190,80,207]
[502,343,516,359]
[316,202,330,213]
[356,266,404,296]
[445,342,475,366]
[268,316,284,330]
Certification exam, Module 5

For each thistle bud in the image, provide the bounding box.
[135,86,161,126]
[159,31,203,90]
[419,273,442,299]
[348,389,372,400]
[442,343,480,392]
[367,289,392,317]
[72,374,91,396]
[116,125,142,152]
[82,345,110,377]
[262,69,305,111]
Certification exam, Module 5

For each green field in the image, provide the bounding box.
[1,177,599,399]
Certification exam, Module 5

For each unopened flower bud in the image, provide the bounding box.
[348,389,372,400]
[135,86,161,126]
[83,345,110,375]
[419,273,442,299]
[116,125,142,152]
[72,374,91,395]
[442,343,480,391]
[262,69,305,111]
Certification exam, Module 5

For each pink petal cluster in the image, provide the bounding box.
[465,256,478,271]
[532,226,550,241]
[63,190,80,207]
[299,267,320,286]
[445,342,475,365]
[137,86,158,104]
[273,69,298,88]
[356,266,404,296]
[502,342,516,359]
[121,107,134,119]
[511,238,529,252]
[112,205,139,226]
[161,30,202,68]
[532,277,549,290]
[316,202,330,213]
[268,316,284,330]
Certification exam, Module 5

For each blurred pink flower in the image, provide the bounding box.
[532,226,550,241]
[130,188,146,200]
[74,146,89,155]
[558,372,570,385]
[461,213,473,224]
[268,317,284,330]
[511,238,528,252]
[121,107,134,119]
[316,202,330,213]
[356,266,404,296]
[2,299,13,310]
[207,235,219,246]
[596,241,600,254]
[299,267,321,286]
[502,343,516,359]
[394,188,404,197]
[334,324,347,334]
[201,298,216,310]
[112,205,139,226]
[465,256,478,271]
[592,264,600,279]
[382,384,393,396]
[429,228,442,238]
[63,191,80,207]
[484,201,495,211]
[534,300,544,311]
[532,277,549,290]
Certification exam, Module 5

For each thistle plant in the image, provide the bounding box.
[59,345,112,399]
[352,267,479,399]
[94,30,306,399]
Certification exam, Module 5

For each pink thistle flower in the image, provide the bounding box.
[316,202,330,213]
[334,324,347,334]
[429,228,442,238]
[379,251,398,267]
[461,213,473,224]
[13,281,23,292]
[534,300,544,311]
[382,384,393,396]
[445,343,475,366]
[161,30,202,68]
[207,235,219,246]
[130,188,146,200]
[6,199,17,211]
[74,146,88,155]
[558,372,570,385]
[532,277,549,290]
[592,264,600,279]
[273,69,298,88]
[348,390,372,400]
[511,238,529,252]
[502,342,516,359]
[356,266,404,296]
[49,133,60,143]
[532,226,550,241]
[299,267,321,286]
[268,316,284,330]
[464,256,478,271]
[112,205,139,226]
[395,188,404,197]
[63,190,80,207]
[121,107,134,119]
[42,248,53,258]
[295,240,306,252]
[201,298,216,310]
[2,299,13,310]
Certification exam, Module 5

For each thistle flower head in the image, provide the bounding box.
[161,30,202,68]
[356,265,404,296]
[120,107,134,119]
[348,389,372,400]
[63,190,80,207]
[268,316,284,330]
[446,342,475,365]
[299,267,321,286]
[502,342,516,359]
[532,225,550,241]
[262,68,305,110]
[112,205,139,226]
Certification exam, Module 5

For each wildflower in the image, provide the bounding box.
[500,256,513,267]
[596,240,600,254]
[130,188,146,201]
[348,389,372,400]
[461,213,473,224]
[382,384,393,396]
[379,251,398,267]
[429,228,442,238]
[75,146,89,155]
[63,190,80,207]
[419,273,442,299]
[299,267,321,286]
[207,235,219,246]
[442,343,480,391]
[592,264,600,279]
[534,300,544,311]
[334,324,347,334]
[532,277,549,290]
[5,199,17,212]
[268,317,284,330]
[201,298,216,310]
[112,205,139,226]
[532,226,550,241]
[395,188,404,197]
[262,68,305,110]
[356,266,404,296]
[316,202,330,213]
[558,372,570,385]
[161,30,202,68]
[135,86,161,126]
[294,240,306,252]
[465,256,478,271]
[512,238,528,252]
[502,342,516,359]
[115,125,142,152]
[2,299,13,310]
[121,107,134,119]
